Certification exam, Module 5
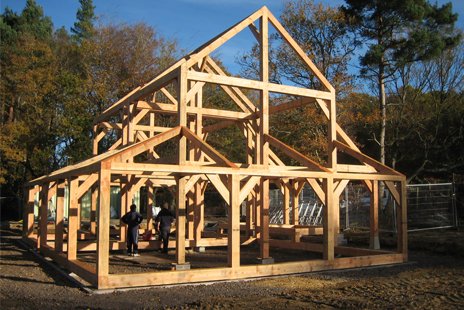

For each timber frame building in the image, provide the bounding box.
[23,7,407,289]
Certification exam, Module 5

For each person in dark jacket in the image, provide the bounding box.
[155,202,175,253]
[121,204,143,256]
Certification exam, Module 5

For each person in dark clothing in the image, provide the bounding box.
[121,204,143,256]
[155,202,175,253]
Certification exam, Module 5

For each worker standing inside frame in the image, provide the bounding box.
[121,204,143,256]
[155,202,175,253]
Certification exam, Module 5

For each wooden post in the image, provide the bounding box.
[246,192,254,237]
[370,180,380,249]
[90,186,98,235]
[323,176,334,261]
[398,179,408,261]
[24,185,38,238]
[228,174,240,268]
[67,177,79,260]
[283,180,290,225]
[146,185,154,234]
[38,183,49,250]
[291,181,299,225]
[176,175,188,266]
[97,162,111,287]
[187,191,195,240]
[193,182,204,246]
[55,181,65,253]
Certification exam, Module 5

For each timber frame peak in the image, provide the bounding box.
[23,6,407,289]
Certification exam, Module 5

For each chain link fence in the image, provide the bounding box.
[269,182,458,232]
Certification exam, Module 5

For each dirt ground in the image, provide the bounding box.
[1,225,464,309]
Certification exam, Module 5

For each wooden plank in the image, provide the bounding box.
[384,181,401,205]
[181,126,238,168]
[187,71,333,100]
[186,8,264,68]
[207,174,230,205]
[24,186,38,238]
[370,180,380,249]
[77,173,98,199]
[97,162,111,283]
[306,178,325,203]
[40,245,97,287]
[239,176,260,204]
[100,253,404,289]
[194,182,205,246]
[282,180,290,224]
[334,140,402,176]
[94,59,184,124]
[337,164,376,173]
[323,177,334,260]
[267,9,334,93]
[55,181,65,252]
[160,87,178,105]
[38,183,49,249]
[334,179,349,198]
[204,57,255,112]
[228,174,241,268]
[265,134,330,172]
[67,177,79,260]
[398,179,408,260]
[176,176,187,264]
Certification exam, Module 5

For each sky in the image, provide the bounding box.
[2,0,463,74]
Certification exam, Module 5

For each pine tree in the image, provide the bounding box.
[342,0,461,166]
[71,0,95,41]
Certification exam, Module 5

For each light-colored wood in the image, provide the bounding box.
[99,253,404,289]
[306,178,325,203]
[38,183,49,249]
[188,71,333,100]
[398,179,408,260]
[23,6,407,288]
[384,180,400,205]
[176,176,187,264]
[370,180,380,249]
[55,181,65,252]
[323,177,334,260]
[283,180,290,224]
[239,176,260,204]
[97,162,111,282]
[228,174,240,268]
[265,134,330,172]
[67,177,79,260]
[334,140,402,176]
[24,186,38,238]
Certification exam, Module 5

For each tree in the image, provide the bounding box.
[0,0,56,196]
[386,43,464,181]
[71,0,95,42]
[342,0,461,167]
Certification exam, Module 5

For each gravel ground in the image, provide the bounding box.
[1,226,464,309]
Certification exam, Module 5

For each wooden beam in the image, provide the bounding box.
[306,178,325,204]
[97,162,111,284]
[370,180,380,249]
[228,174,240,268]
[38,183,49,249]
[267,8,334,93]
[186,8,264,68]
[239,176,260,204]
[55,181,65,253]
[187,71,333,100]
[206,174,230,205]
[67,177,79,260]
[265,134,330,172]
[176,176,187,264]
[323,177,334,260]
[333,140,403,176]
